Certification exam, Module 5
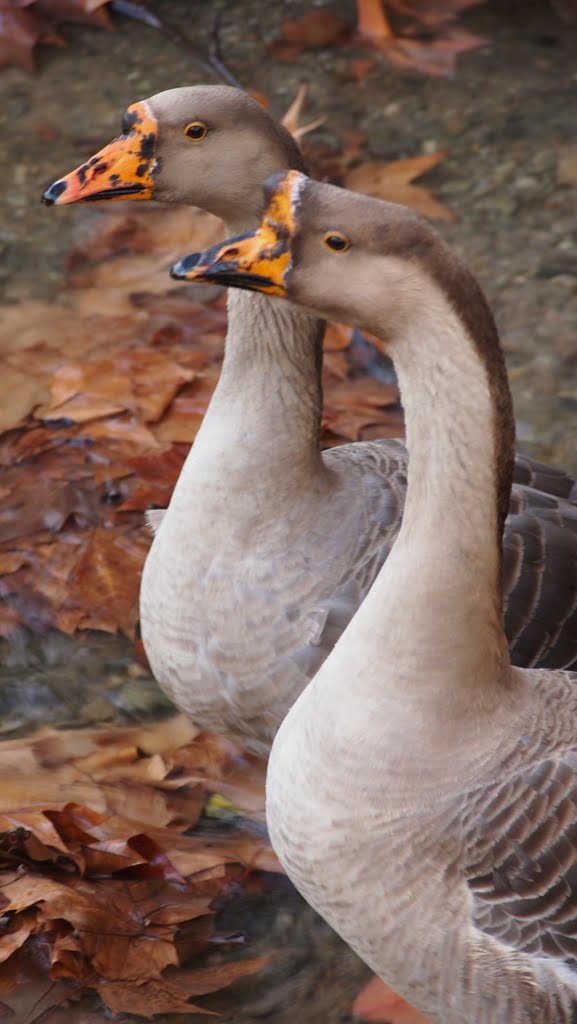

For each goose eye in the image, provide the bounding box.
[323,232,350,252]
[184,121,208,141]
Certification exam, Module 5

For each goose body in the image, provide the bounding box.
[174,170,577,1022]
[44,87,577,756]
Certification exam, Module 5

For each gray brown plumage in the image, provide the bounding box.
[180,169,577,1022]
[45,87,577,761]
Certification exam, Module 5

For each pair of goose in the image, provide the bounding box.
[44,87,577,1021]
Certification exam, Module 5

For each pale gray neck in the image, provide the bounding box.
[186,288,324,491]
[351,280,514,705]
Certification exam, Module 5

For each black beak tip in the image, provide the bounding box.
[42,180,67,206]
[170,252,203,279]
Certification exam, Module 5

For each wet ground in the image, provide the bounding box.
[0,0,577,1019]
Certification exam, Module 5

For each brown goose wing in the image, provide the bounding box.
[513,453,577,500]
[503,487,577,671]
[467,745,577,963]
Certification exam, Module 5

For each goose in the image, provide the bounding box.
[169,168,577,1022]
[43,86,577,758]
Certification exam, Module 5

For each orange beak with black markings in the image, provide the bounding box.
[170,170,302,297]
[42,101,158,206]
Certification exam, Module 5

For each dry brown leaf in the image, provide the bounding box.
[0,909,38,966]
[323,376,400,441]
[349,56,377,81]
[344,152,454,220]
[95,958,269,1017]
[0,719,276,1015]
[268,9,350,61]
[323,322,355,352]
[34,0,111,28]
[0,364,50,433]
[0,0,115,75]
[355,0,486,77]
[0,194,402,637]
[39,349,195,424]
[0,3,64,73]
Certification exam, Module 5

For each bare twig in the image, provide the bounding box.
[209,9,245,90]
[109,1,234,84]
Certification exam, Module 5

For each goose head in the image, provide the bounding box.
[172,168,513,541]
[169,167,483,344]
[41,87,306,232]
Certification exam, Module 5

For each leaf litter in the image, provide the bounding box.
[0,86,452,1021]
[0,105,434,637]
[268,0,487,77]
[0,714,274,1020]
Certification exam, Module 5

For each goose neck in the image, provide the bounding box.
[364,272,515,698]
[190,288,325,487]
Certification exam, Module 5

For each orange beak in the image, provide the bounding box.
[42,101,158,206]
[170,170,301,297]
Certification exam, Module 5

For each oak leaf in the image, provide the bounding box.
[95,957,269,1017]
[0,720,276,1015]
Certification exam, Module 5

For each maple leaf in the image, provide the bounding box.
[355,0,486,77]
[344,152,455,221]
[353,975,433,1024]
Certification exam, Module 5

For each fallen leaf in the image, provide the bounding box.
[0,3,64,73]
[0,909,38,966]
[34,0,111,28]
[355,0,486,77]
[0,719,277,1016]
[95,958,269,1017]
[349,56,377,81]
[323,376,400,441]
[39,349,195,425]
[344,152,454,220]
[0,185,402,638]
[268,9,350,61]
